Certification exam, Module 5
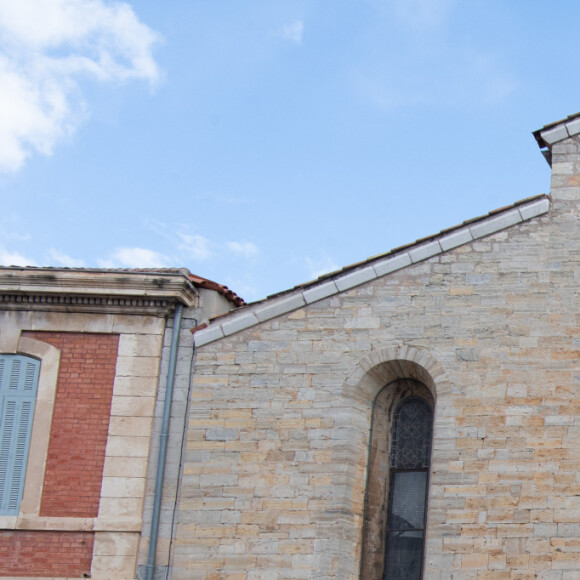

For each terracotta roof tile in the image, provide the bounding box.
[0,266,245,306]
[188,274,245,306]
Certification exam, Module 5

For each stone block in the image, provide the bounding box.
[222,312,260,336]
[541,125,569,145]
[409,241,442,263]
[519,197,550,220]
[255,294,306,322]
[373,253,412,276]
[118,334,163,357]
[101,476,146,498]
[335,266,377,292]
[194,324,224,347]
[439,228,473,252]
[303,281,339,304]
[566,118,580,136]
[469,209,522,239]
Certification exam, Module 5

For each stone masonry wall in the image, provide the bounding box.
[137,305,200,580]
[171,135,580,580]
[137,290,236,579]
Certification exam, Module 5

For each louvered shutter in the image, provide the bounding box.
[0,355,39,515]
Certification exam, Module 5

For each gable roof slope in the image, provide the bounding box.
[194,194,550,347]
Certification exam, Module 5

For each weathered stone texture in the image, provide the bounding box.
[172,132,580,577]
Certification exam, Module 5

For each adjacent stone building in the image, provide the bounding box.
[0,268,240,579]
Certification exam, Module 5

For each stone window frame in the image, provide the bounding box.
[339,345,447,580]
[361,378,434,579]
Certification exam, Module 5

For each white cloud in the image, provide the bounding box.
[0,0,160,172]
[305,254,340,280]
[279,20,303,45]
[97,247,170,268]
[177,233,212,261]
[146,222,259,264]
[0,248,37,266]
[226,241,258,260]
[48,248,85,267]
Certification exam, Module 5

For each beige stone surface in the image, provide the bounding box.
[105,435,151,457]
[169,131,580,578]
[110,394,156,417]
[118,333,164,357]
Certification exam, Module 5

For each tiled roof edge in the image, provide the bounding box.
[194,195,550,347]
[189,274,245,306]
[0,266,245,307]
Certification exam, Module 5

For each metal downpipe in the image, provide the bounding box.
[145,302,184,580]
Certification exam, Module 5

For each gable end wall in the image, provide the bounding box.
[174,146,580,578]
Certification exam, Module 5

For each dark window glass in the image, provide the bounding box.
[384,531,424,580]
[389,397,432,470]
[384,397,433,580]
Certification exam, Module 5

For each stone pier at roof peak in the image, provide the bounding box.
[533,111,580,166]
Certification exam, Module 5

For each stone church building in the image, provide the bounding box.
[1,111,580,579]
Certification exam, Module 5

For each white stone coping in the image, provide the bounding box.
[540,117,580,146]
[194,196,550,347]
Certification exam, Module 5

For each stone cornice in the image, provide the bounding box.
[0,268,198,315]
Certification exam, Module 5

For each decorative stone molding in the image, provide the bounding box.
[0,293,174,315]
[0,268,198,315]
[342,345,448,403]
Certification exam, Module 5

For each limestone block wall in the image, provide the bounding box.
[137,305,199,579]
[137,289,238,579]
[0,310,166,579]
[172,135,580,579]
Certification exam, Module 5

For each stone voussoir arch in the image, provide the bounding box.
[339,345,448,580]
[342,345,449,405]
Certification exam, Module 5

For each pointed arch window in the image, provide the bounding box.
[0,354,40,515]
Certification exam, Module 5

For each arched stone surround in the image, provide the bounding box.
[333,346,448,579]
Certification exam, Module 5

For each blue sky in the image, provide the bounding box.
[0,1,577,301]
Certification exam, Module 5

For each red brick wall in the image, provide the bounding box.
[0,530,93,577]
[23,331,119,518]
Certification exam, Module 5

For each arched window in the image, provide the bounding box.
[384,397,432,579]
[0,354,40,515]
[361,379,434,580]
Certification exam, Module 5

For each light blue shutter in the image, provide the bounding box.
[0,355,39,515]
